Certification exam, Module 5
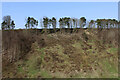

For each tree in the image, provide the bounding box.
[66,17,71,29]
[100,19,106,29]
[49,19,52,29]
[80,17,86,28]
[61,18,66,28]
[1,15,15,30]
[89,20,94,28]
[105,19,109,28]
[11,21,15,29]
[70,18,73,29]
[72,18,76,32]
[1,21,7,30]
[59,18,63,33]
[40,18,43,29]
[112,19,118,28]
[96,19,101,29]
[62,17,71,33]
[30,17,38,28]
[108,19,113,28]
[66,17,71,32]
[52,17,56,32]
[3,16,11,29]
[25,17,30,29]
[43,17,49,33]
[25,17,38,29]
[75,19,78,29]
[74,18,78,32]
[72,18,76,28]
[118,21,120,28]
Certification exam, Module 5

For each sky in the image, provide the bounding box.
[119,1,120,20]
[2,2,118,29]
[1,0,119,2]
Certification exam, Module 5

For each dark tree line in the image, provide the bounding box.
[1,15,120,30]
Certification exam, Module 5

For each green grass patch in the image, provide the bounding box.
[40,70,52,78]
[107,48,118,53]
[99,58,118,78]
[17,66,23,73]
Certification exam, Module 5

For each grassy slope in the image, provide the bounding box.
[3,29,118,78]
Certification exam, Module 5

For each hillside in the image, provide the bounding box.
[0,30,2,79]
[2,28,119,78]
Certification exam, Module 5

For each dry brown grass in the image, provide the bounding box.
[2,28,119,78]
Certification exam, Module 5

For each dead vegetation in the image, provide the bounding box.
[2,28,119,78]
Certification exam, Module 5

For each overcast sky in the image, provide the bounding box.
[2,2,118,29]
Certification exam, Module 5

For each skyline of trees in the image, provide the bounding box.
[1,15,120,30]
